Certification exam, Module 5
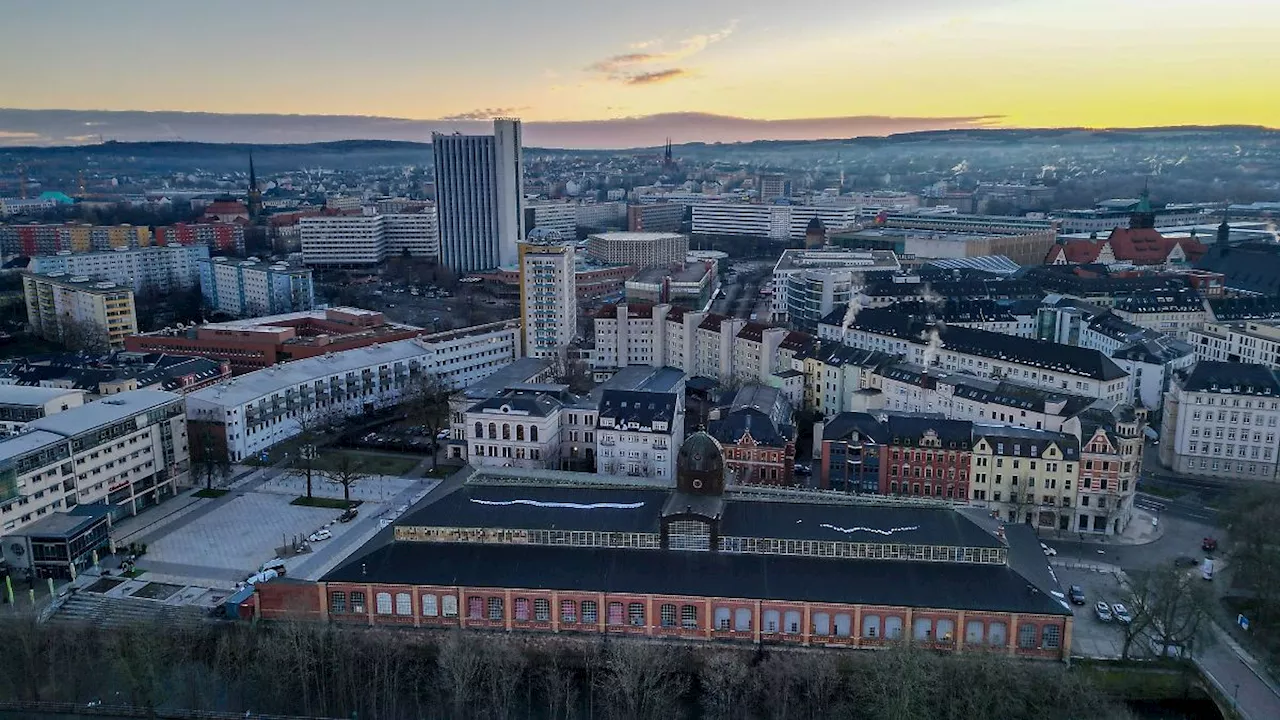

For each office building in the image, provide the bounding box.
[254,453,1073,661]
[837,226,1056,266]
[692,203,860,241]
[1189,319,1280,368]
[0,387,85,436]
[756,174,790,202]
[627,202,684,233]
[519,242,577,358]
[299,213,386,266]
[770,248,900,326]
[125,307,423,375]
[22,272,137,350]
[0,389,188,536]
[1159,362,1280,482]
[586,232,688,268]
[186,326,522,462]
[624,261,717,309]
[524,202,577,240]
[199,257,316,318]
[28,244,210,294]
[383,210,439,258]
[434,119,525,273]
[575,202,627,231]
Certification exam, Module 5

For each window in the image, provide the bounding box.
[530,426,539,442]
[503,424,511,440]
[582,600,598,624]
[885,616,903,639]
[607,602,624,626]
[375,593,392,615]
[734,608,752,632]
[468,597,484,619]
[834,613,852,637]
[714,607,731,630]
[442,595,458,617]
[395,592,412,616]
[422,594,439,617]
[862,614,881,638]
[628,602,645,626]
[487,597,504,621]
[474,421,483,438]
[560,599,577,624]
[329,591,347,614]
[763,610,780,633]
[988,622,1007,646]
[661,603,677,627]
[350,591,366,614]
[784,610,801,634]
[1042,625,1061,649]
[516,425,525,441]
[535,599,551,622]
[813,612,831,636]
[514,598,530,621]
[1018,623,1037,649]
[936,619,955,643]
[488,423,497,439]
[913,618,932,641]
[682,605,698,629]
[965,620,984,644]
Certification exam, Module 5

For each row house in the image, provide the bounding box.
[970,427,1080,529]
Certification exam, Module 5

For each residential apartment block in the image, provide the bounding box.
[1187,319,1280,368]
[28,244,210,295]
[300,213,386,266]
[691,203,860,241]
[519,242,577,359]
[199,257,316,318]
[3,221,244,257]
[0,390,188,535]
[22,272,138,350]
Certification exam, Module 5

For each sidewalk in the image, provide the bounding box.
[958,505,1164,547]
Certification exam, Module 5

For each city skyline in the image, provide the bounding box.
[1,0,1277,148]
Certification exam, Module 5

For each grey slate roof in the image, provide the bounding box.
[597,390,678,429]
[1181,361,1280,396]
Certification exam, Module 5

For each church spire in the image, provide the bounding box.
[247,150,263,220]
[1218,203,1232,245]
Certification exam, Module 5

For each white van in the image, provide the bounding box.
[1201,557,1214,581]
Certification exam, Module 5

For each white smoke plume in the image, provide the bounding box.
[919,282,943,306]
[921,320,945,367]
[840,292,864,342]
[1267,220,1279,244]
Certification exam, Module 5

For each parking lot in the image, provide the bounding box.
[1056,565,1129,658]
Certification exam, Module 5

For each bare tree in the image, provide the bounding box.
[319,452,369,507]
[188,422,230,491]
[1226,485,1280,630]
[402,372,453,472]
[1116,562,1211,660]
[58,316,110,353]
[292,405,335,498]
[436,630,484,719]
[595,641,689,720]
[699,650,751,720]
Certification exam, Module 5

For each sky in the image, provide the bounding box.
[1,0,1278,147]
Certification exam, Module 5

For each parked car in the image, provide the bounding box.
[1095,601,1113,622]
[338,508,359,523]
[1202,537,1218,552]
[1041,543,1057,557]
[1201,557,1215,581]
[1068,585,1086,605]
[1111,603,1133,624]
[308,529,332,542]
[437,429,450,440]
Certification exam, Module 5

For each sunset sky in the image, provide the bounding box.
[1,0,1277,141]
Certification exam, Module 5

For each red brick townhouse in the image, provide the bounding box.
[254,432,1072,659]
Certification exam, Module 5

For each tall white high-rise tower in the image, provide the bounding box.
[433,118,525,273]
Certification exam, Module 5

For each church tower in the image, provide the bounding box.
[247,151,263,220]
[1217,205,1232,245]
[1129,182,1156,230]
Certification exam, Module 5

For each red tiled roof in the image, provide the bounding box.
[1045,228,1208,266]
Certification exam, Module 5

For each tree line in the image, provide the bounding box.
[0,617,1140,720]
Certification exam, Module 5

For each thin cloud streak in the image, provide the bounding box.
[624,69,690,85]
[586,22,735,85]
[441,106,528,121]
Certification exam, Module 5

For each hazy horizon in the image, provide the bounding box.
[2,0,1276,149]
